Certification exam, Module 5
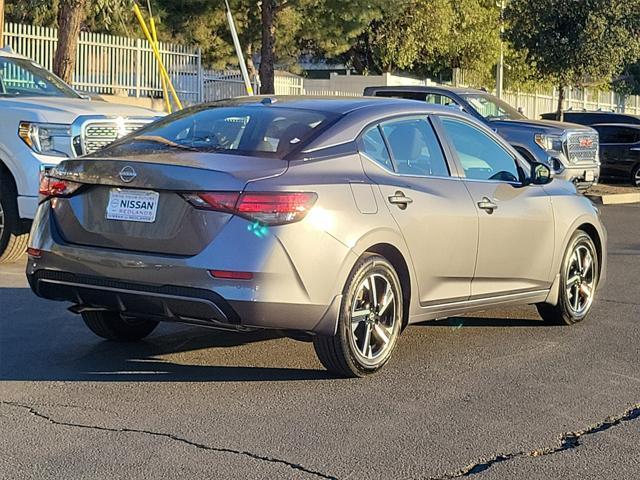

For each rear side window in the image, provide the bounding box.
[381,118,449,177]
[360,126,393,170]
[100,105,338,159]
[594,125,640,144]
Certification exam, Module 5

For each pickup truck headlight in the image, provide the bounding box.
[534,133,564,153]
[18,122,72,156]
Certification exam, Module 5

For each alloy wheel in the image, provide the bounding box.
[634,167,640,187]
[0,200,5,242]
[565,243,597,316]
[348,273,398,366]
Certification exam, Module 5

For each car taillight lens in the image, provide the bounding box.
[183,191,317,226]
[39,175,82,200]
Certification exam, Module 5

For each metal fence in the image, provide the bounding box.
[4,22,203,103]
[6,21,640,116]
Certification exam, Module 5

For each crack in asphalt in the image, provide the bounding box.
[1,401,337,480]
[428,403,640,479]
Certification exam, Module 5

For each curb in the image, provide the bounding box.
[586,192,640,205]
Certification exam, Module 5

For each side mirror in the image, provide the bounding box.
[531,162,552,185]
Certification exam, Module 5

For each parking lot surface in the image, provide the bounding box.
[1,204,639,479]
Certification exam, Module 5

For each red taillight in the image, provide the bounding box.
[39,176,82,199]
[26,247,42,258]
[183,191,317,226]
[209,270,254,280]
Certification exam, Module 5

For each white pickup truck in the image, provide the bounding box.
[0,49,161,262]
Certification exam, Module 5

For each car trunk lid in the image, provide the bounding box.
[49,153,287,256]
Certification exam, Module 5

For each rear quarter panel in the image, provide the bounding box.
[246,153,416,309]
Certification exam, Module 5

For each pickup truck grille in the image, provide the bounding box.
[566,131,599,164]
[82,120,149,155]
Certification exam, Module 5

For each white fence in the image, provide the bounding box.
[3,23,205,103]
[5,21,640,116]
[502,88,640,118]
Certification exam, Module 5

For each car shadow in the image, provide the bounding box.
[0,287,334,383]
[421,316,547,328]
[1,286,548,383]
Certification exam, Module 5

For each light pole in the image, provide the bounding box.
[496,0,505,99]
[0,0,5,47]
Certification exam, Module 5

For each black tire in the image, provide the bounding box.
[313,254,403,377]
[0,178,29,264]
[631,164,640,187]
[81,311,159,341]
[536,230,599,325]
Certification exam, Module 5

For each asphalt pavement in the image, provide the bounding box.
[1,204,639,479]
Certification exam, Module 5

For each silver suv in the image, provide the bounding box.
[26,97,607,377]
[0,49,160,262]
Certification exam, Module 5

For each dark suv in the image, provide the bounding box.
[364,86,600,188]
[541,111,640,126]
[591,124,640,186]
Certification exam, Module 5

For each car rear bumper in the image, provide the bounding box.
[26,204,350,336]
[27,269,342,335]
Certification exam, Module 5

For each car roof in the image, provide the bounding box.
[211,95,463,116]
[562,111,639,117]
[591,123,640,128]
[365,85,485,95]
[0,48,28,60]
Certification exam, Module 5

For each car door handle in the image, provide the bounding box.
[477,197,498,213]
[388,191,413,209]
[630,147,640,152]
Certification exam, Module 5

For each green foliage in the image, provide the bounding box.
[356,0,452,73]
[6,0,136,36]
[346,0,500,86]
[505,0,640,89]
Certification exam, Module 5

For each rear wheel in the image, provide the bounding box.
[0,179,29,263]
[81,311,159,341]
[313,254,403,377]
[537,230,599,325]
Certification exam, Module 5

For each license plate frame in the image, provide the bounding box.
[106,188,159,223]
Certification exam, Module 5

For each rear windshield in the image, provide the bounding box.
[99,105,339,159]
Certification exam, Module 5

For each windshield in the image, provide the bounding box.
[100,105,339,159]
[460,93,526,121]
[0,56,80,98]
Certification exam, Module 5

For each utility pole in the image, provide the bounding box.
[0,0,5,47]
[496,0,505,99]
[224,0,254,96]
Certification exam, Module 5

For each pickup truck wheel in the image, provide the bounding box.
[81,311,159,341]
[0,183,29,263]
[536,231,599,325]
[313,254,403,377]
[632,165,640,187]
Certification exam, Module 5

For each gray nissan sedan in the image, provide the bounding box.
[26,97,607,377]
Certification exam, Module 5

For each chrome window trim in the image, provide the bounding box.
[357,114,459,180]
[360,151,463,181]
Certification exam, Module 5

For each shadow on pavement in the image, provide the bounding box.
[0,287,333,383]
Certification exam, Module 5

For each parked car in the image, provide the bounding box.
[541,110,640,126]
[0,48,161,262]
[591,124,640,186]
[27,97,606,377]
[364,86,600,189]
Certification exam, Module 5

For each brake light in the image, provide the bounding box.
[183,191,317,226]
[209,270,254,280]
[39,175,82,199]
